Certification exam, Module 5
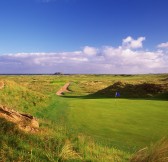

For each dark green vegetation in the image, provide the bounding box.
[0,74,168,161]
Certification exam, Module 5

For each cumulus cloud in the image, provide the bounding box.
[122,36,146,49]
[157,42,168,49]
[0,36,168,74]
[83,46,98,56]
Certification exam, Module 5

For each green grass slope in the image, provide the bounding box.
[0,80,47,115]
[0,76,132,161]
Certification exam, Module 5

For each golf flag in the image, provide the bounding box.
[115,92,120,97]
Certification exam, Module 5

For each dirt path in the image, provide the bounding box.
[56,82,70,96]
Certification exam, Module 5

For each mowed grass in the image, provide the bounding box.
[64,97,168,151]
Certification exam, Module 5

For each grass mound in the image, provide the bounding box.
[92,81,168,98]
[0,80,47,113]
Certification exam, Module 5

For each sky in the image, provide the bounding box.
[0,0,168,74]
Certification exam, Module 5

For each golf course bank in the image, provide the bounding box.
[0,74,168,161]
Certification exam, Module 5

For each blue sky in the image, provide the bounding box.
[0,0,168,74]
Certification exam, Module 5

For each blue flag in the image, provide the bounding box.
[115,92,120,97]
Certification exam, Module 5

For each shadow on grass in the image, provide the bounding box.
[62,82,168,101]
[62,95,168,101]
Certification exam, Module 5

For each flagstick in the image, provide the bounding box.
[115,92,117,102]
[114,92,119,107]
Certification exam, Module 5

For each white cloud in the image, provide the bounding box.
[122,36,146,49]
[83,46,98,56]
[0,36,168,74]
[157,42,168,49]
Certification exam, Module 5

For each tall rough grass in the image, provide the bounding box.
[0,116,130,162]
[131,137,168,162]
[58,140,82,161]
[74,134,130,162]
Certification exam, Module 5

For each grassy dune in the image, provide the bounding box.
[0,74,168,161]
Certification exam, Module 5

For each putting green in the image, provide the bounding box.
[63,97,168,151]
